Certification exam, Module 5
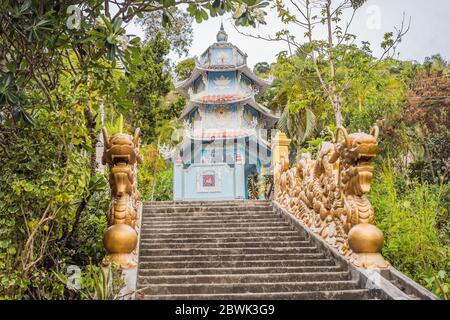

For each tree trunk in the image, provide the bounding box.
[331,91,343,127]
[325,0,344,127]
[63,103,98,245]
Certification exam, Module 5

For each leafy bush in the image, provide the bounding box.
[152,167,173,201]
[0,107,111,299]
[369,160,449,298]
[138,144,173,201]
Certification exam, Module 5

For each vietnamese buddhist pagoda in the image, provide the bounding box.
[172,24,279,200]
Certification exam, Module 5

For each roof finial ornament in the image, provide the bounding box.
[216,22,228,43]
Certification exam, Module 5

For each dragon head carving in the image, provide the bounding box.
[102,128,143,166]
[334,126,379,195]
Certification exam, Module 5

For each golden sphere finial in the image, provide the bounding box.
[103,224,137,254]
[348,223,383,253]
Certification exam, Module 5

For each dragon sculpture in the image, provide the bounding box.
[275,126,389,268]
[101,127,143,269]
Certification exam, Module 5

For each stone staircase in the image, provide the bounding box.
[136,201,382,300]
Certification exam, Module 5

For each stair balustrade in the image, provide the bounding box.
[101,127,143,269]
[272,127,390,269]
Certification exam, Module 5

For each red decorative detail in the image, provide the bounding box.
[192,129,251,140]
[203,175,215,187]
[201,94,243,103]
[175,156,183,164]
[207,65,236,70]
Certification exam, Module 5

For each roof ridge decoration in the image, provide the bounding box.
[216,22,228,43]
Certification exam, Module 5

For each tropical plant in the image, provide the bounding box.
[0,0,270,299]
[369,159,449,299]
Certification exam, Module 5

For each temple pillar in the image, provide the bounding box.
[173,160,184,200]
[234,163,245,199]
[271,132,291,199]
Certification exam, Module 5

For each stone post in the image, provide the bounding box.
[271,132,291,199]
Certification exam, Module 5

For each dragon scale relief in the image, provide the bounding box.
[274,126,389,269]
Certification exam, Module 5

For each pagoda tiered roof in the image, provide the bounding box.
[175,23,279,133]
[179,96,279,127]
[176,64,271,97]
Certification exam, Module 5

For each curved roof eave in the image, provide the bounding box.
[180,133,273,152]
[179,97,279,127]
[245,98,279,127]
[175,64,271,95]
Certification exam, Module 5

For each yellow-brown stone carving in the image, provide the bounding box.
[101,127,143,269]
[274,126,389,269]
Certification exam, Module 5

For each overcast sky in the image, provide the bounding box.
[126,0,450,68]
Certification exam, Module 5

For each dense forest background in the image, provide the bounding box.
[0,0,448,299]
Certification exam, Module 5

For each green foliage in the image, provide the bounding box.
[0,108,109,299]
[175,58,196,81]
[137,7,194,57]
[152,168,174,201]
[138,144,174,202]
[77,264,124,300]
[126,35,185,143]
[253,61,271,78]
[0,0,268,301]
[423,270,449,300]
[53,264,124,300]
[266,3,448,297]
[270,45,406,152]
[369,160,450,298]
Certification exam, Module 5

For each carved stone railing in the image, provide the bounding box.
[272,127,389,269]
[101,127,143,269]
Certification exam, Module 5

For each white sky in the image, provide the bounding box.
[126,0,450,68]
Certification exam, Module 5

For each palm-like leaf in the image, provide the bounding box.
[302,108,317,143]
[277,105,317,145]
[276,105,289,133]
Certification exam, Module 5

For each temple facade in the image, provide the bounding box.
[172,24,278,200]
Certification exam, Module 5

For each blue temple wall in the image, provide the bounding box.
[203,103,238,129]
[174,163,245,200]
[210,47,234,65]
[239,74,253,91]
[207,71,237,94]
[174,31,274,201]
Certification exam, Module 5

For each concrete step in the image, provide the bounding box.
[139,230,301,239]
[139,246,319,256]
[140,289,374,300]
[144,201,270,207]
[138,265,345,276]
[138,272,351,285]
[143,211,275,218]
[142,214,279,223]
[140,235,307,243]
[143,206,272,213]
[139,253,325,262]
[143,205,272,212]
[141,221,290,229]
[142,213,275,220]
[138,201,372,300]
[142,216,281,224]
[138,258,337,269]
[139,280,361,295]
[141,226,295,234]
[139,240,311,249]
